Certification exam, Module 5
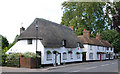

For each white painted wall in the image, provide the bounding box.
[6,39,83,65]
[82,44,113,61]
[43,47,83,64]
[6,40,44,54]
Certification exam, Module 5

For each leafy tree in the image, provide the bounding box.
[101,30,120,53]
[104,2,120,33]
[61,2,111,36]
[2,36,9,50]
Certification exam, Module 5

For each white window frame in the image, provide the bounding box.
[77,54,80,59]
[63,52,67,60]
[70,53,73,59]
[90,45,92,50]
[46,53,52,61]
[27,39,32,44]
[89,53,93,59]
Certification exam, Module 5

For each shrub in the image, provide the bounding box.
[22,52,40,58]
[7,53,21,67]
[47,50,51,54]
[68,51,72,53]
[53,51,57,54]
[76,52,80,54]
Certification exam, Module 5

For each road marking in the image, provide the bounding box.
[101,64,109,66]
[72,70,81,72]
[86,66,98,70]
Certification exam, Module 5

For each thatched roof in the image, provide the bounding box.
[78,36,113,47]
[18,18,84,48]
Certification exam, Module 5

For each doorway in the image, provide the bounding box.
[82,52,86,62]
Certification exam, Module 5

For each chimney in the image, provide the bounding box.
[20,27,25,34]
[83,29,90,38]
[96,32,101,40]
[69,26,74,32]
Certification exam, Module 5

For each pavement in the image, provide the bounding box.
[1,59,119,72]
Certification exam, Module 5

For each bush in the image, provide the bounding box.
[7,53,22,67]
[68,51,72,53]
[22,52,40,58]
[1,54,7,66]
[53,51,57,54]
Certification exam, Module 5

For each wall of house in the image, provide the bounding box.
[6,39,44,54]
[82,44,112,61]
[43,47,83,65]
[6,39,83,65]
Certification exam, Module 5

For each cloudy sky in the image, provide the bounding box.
[0,0,66,43]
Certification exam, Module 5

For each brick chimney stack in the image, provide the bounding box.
[69,26,74,32]
[83,29,90,38]
[96,32,101,40]
[20,27,25,34]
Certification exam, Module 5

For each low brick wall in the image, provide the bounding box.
[20,57,36,68]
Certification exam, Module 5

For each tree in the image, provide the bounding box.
[61,2,111,36]
[101,30,120,53]
[2,36,9,50]
[105,2,120,33]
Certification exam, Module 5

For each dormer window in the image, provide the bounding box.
[27,39,32,44]
[90,45,92,50]
[77,42,80,47]
[62,40,66,47]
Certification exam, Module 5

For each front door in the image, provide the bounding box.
[56,53,61,65]
[82,52,86,62]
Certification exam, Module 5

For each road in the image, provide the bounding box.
[1,59,119,73]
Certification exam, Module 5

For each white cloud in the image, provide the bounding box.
[0,0,65,43]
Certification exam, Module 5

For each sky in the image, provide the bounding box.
[0,0,66,43]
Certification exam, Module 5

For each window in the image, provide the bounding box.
[27,39,32,44]
[90,45,92,50]
[77,42,80,47]
[97,46,99,50]
[77,54,80,59]
[111,48,112,51]
[106,53,109,58]
[70,53,73,59]
[89,53,93,59]
[97,54,99,59]
[63,52,67,60]
[46,53,52,61]
[62,40,66,47]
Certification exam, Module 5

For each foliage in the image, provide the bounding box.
[47,50,51,54]
[101,30,120,53]
[76,52,80,54]
[1,53,7,66]
[61,2,111,36]
[22,52,40,58]
[7,53,21,67]
[53,50,57,54]
[82,52,86,54]
[2,36,9,49]
[68,51,72,53]
[105,2,120,33]
[7,53,22,59]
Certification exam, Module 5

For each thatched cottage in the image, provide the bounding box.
[78,29,114,61]
[6,18,84,65]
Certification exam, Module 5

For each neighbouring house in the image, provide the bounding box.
[77,29,114,61]
[6,18,84,65]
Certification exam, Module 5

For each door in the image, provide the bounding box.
[82,52,86,62]
[56,53,61,65]
[36,51,41,66]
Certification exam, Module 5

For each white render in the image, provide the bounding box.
[82,44,114,61]
[6,39,83,65]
